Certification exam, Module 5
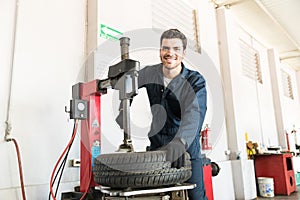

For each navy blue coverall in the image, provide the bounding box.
[138,63,207,200]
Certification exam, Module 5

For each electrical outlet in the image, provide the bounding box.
[71,159,80,167]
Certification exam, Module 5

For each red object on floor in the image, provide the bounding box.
[254,154,296,195]
[203,165,214,200]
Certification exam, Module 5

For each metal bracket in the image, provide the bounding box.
[70,99,88,120]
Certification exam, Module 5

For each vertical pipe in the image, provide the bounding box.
[192,9,201,53]
[119,37,132,150]
[5,0,20,141]
[122,98,131,142]
[120,37,130,60]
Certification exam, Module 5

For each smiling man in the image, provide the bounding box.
[117,29,208,200]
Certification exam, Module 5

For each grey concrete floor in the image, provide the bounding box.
[257,185,300,200]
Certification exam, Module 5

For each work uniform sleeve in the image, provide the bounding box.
[176,77,207,149]
[137,65,147,89]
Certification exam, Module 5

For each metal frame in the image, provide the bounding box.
[99,183,195,200]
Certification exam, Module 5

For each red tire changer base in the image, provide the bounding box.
[77,80,104,195]
[61,80,106,200]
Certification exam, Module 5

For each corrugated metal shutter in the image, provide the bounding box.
[151,0,201,53]
[240,40,263,84]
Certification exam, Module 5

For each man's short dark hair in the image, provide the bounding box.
[160,29,187,50]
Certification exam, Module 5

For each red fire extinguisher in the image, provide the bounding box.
[201,124,212,150]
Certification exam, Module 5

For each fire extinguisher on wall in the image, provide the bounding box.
[201,124,212,150]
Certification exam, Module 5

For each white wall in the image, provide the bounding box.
[197,0,228,162]
[217,5,300,199]
[297,71,300,104]
[278,63,300,132]
[220,8,278,157]
[212,160,235,200]
[0,0,86,199]
[216,8,258,199]
[237,27,278,148]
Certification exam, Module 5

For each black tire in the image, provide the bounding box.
[94,160,171,173]
[93,150,192,189]
[94,150,170,172]
[94,167,192,189]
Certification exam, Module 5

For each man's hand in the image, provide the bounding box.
[166,138,186,169]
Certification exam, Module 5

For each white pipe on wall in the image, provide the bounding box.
[5,0,20,141]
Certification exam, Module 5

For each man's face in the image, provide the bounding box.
[160,38,186,70]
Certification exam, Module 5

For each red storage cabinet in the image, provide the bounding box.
[254,154,296,195]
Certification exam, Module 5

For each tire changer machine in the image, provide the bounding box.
[61,37,195,200]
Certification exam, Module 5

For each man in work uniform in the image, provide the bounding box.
[118,29,207,200]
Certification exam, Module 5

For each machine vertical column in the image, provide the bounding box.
[117,37,138,152]
[120,37,131,144]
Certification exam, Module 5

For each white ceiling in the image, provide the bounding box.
[213,0,300,71]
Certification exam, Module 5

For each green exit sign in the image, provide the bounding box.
[100,24,123,41]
